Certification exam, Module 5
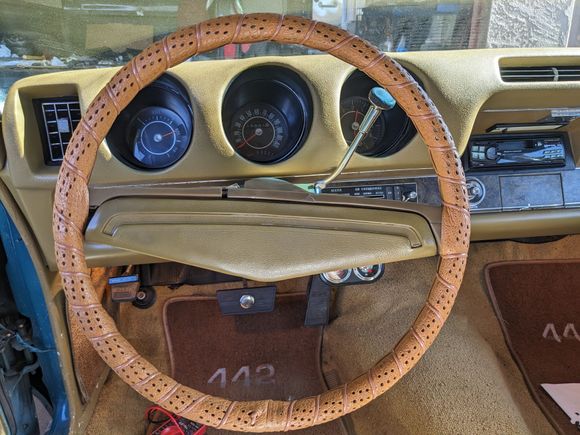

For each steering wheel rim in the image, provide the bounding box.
[53,13,470,432]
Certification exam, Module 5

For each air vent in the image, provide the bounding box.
[500,66,580,83]
[33,97,81,166]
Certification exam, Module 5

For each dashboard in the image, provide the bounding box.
[1,48,580,270]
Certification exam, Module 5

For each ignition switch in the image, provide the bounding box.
[466,178,485,207]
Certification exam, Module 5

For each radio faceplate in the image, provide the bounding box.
[466,133,571,172]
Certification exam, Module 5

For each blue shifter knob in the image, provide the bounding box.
[368,87,396,111]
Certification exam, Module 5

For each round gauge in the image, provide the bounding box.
[229,103,291,163]
[354,264,384,281]
[340,96,387,156]
[127,106,191,169]
[321,269,351,285]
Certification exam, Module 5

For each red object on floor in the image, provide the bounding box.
[145,406,207,435]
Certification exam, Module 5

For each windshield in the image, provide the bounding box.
[1,0,579,107]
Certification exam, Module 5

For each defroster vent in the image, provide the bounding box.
[500,65,580,83]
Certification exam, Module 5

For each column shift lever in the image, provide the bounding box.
[312,87,396,194]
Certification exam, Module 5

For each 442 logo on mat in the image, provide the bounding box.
[207,364,276,389]
[542,323,580,343]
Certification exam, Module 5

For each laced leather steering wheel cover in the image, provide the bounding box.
[53,14,470,432]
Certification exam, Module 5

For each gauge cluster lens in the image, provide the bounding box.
[340,71,418,158]
[340,96,387,156]
[320,264,384,285]
[129,107,190,169]
[223,66,313,164]
[354,264,384,281]
[321,269,352,284]
[107,74,193,170]
[230,103,290,163]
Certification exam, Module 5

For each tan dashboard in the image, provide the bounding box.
[1,47,580,270]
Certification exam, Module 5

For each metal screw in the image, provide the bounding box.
[239,294,255,309]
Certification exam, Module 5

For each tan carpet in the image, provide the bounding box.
[86,237,580,434]
[323,237,580,435]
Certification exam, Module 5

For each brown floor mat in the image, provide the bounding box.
[163,293,347,435]
[485,260,580,435]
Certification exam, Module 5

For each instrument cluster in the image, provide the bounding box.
[106,74,193,170]
[339,70,417,157]
[222,65,313,164]
[105,65,418,171]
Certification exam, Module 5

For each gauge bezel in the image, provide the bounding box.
[222,66,313,164]
[353,264,384,282]
[321,269,352,285]
[340,70,420,158]
[106,74,194,170]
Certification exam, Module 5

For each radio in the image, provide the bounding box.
[467,134,567,170]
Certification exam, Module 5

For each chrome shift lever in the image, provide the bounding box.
[312,87,396,194]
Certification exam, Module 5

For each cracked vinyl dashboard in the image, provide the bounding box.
[1,48,580,271]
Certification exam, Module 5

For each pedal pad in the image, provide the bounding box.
[108,275,140,302]
[216,286,276,315]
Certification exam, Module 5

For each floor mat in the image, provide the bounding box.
[163,293,347,435]
[485,260,580,435]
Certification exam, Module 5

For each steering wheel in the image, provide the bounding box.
[53,14,470,432]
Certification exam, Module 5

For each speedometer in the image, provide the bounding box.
[222,66,313,165]
[229,103,290,163]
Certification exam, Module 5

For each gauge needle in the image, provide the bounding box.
[353,110,361,136]
[238,132,257,148]
[162,131,175,138]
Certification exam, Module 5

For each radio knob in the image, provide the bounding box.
[485,147,498,160]
[403,190,417,202]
